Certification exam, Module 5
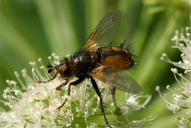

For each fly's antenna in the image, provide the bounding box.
[47,64,55,73]
[37,64,58,83]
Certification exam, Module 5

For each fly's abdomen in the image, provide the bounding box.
[98,47,134,71]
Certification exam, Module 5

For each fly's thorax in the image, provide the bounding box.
[90,52,99,64]
[71,51,98,77]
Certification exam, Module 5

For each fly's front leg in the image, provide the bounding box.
[57,77,84,110]
[56,78,69,91]
[38,72,58,83]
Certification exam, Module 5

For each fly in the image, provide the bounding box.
[39,11,141,128]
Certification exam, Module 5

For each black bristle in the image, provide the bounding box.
[119,40,125,49]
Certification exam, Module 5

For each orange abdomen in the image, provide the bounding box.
[98,47,134,71]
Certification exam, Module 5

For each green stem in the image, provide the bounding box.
[35,0,77,56]
[134,14,181,93]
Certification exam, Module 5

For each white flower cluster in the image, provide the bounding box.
[0,53,152,128]
[158,27,191,127]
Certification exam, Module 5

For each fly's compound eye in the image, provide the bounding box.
[58,59,68,72]
[59,63,67,73]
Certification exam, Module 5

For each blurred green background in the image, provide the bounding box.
[0,0,190,127]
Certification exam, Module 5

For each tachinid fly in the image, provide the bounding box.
[39,11,141,128]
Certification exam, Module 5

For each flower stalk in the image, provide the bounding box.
[159,27,191,127]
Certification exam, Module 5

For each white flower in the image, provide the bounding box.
[0,53,153,127]
[159,27,191,127]
[120,94,152,115]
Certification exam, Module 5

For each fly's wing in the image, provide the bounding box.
[89,67,141,93]
[84,11,121,50]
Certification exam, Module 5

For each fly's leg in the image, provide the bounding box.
[90,76,111,128]
[110,87,120,111]
[57,77,84,109]
[56,81,68,91]
[38,72,58,83]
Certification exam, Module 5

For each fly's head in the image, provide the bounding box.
[47,57,72,78]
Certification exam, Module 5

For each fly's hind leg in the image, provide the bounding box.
[57,77,84,110]
[110,87,120,111]
[90,76,112,128]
